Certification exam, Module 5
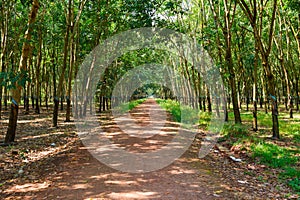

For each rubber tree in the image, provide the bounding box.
[65,0,87,122]
[238,0,280,139]
[209,0,242,124]
[5,0,40,143]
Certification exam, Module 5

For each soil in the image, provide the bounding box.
[0,99,297,199]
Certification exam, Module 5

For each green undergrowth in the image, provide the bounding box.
[115,98,146,114]
[155,99,300,192]
[223,111,300,192]
[155,98,203,126]
[251,140,300,192]
[156,99,181,122]
[228,111,300,142]
[155,98,212,124]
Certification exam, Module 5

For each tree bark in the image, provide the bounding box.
[296,77,299,112]
[5,0,40,143]
[53,0,71,126]
[65,0,74,122]
[238,0,279,138]
[35,27,43,114]
[210,0,241,123]
[65,0,86,122]
[252,45,258,131]
[206,85,212,112]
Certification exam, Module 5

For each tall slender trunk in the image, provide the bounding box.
[5,0,40,143]
[252,46,258,131]
[296,77,299,111]
[0,61,3,119]
[206,85,212,112]
[35,27,43,114]
[222,84,228,122]
[25,48,33,114]
[266,68,280,139]
[65,10,74,122]
[274,8,293,118]
[202,84,206,112]
[53,0,71,126]
[238,0,279,139]
[4,86,7,110]
[210,0,240,123]
[226,45,241,123]
[65,0,86,122]
[0,1,9,120]
[0,85,2,119]
[52,45,58,127]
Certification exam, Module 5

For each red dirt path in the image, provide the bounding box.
[0,99,292,199]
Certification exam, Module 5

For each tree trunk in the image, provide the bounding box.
[0,88,2,119]
[53,97,59,127]
[35,27,43,114]
[238,0,279,138]
[296,77,299,111]
[223,94,228,122]
[246,94,249,111]
[102,96,106,112]
[51,41,58,127]
[45,96,48,110]
[31,95,35,109]
[199,96,202,110]
[90,96,93,114]
[60,96,64,111]
[226,46,241,123]
[25,51,32,114]
[222,0,241,123]
[65,0,74,122]
[266,63,280,139]
[106,96,109,111]
[0,0,9,120]
[206,85,212,112]
[5,102,18,143]
[216,96,220,117]
[64,0,86,122]
[5,0,39,143]
[53,0,71,126]
[252,47,258,131]
[261,77,268,114]
[99,96,102,112]
[4,87,7,110]
[66,97,71,122]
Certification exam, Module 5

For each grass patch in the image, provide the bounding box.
[155,100,300,192]
[251,142,298,168]
[222,110,300,192]
[198,111,212,129]
[155,99,199,124]
[156,99,182,122]
[288,178,300,192]
[115,98,146,114]
[228,111,300,141]
[156,98,207,129]
[218,122,250,145]
[221,122,249,138]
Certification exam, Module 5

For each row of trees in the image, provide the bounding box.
[0,0,299,144]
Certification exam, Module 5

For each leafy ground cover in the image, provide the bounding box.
[222,111,300,193]
[156,98,300,195]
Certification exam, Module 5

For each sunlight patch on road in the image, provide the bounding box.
[107,191,159,199]
[6,182,50,193]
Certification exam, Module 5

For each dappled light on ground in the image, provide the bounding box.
[1,101,298,199]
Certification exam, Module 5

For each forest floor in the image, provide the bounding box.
[0,99,298,200]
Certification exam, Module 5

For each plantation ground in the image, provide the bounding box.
[0,99,299,199]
